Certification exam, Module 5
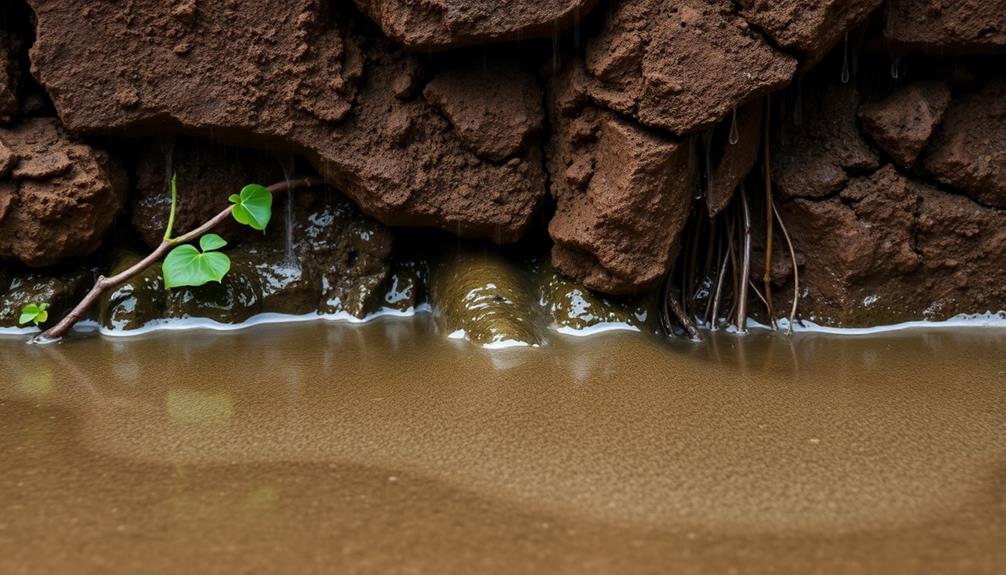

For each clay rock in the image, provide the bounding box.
[777,165,920,325]
[776,165,1006,325]
[547,74,695,294]
[0,118,126,267]
[423,61,543,162]
[923,78,1006,208]
[99,249,166,332]
[537,261,654,333]
[913,184,1006,319]
[101,189,396,331]
[429,248,543,347]
[774,83,879,199]
[381,258,427,312]
[0,265,93,329]
[884,0,1006,53]
[859,81,951,168]
[353,0,600,50]
[27,0,546,243]
[706,99,763,216]
[578,0,795,135]
[736,0,883,67]
[131,138,287,249]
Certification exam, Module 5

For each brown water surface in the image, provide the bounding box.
[1,318,1005,573]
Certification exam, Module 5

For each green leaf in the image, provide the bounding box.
[18,302,48,327]
[199,233,228,252]
[162,241,232,289]
[230,184,272,231]
[19,303,39,326]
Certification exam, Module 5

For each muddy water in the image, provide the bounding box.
[1,319,1005,574]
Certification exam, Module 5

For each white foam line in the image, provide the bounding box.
[553,322,641,337]
[482,339,534,350]
[447,328,538,349]
[749,311,1006,336]
[0,326,38,336]
[97,305,432,337]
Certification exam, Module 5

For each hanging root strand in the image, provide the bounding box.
[772,201,800,335]
[662,279,702,341]
[762,96,778,329]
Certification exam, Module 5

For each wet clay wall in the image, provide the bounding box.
[1,0,1004,329]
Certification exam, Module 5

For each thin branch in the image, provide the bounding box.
[36,177,324,342]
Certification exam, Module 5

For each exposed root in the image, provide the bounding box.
[736,185,752,333]
[772,201,800,335]
[708,243,730,330]
[747,280,770,311]
[661,279,702,341]
[762,96,778,330]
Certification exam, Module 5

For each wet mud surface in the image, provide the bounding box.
[1,319,1005,574]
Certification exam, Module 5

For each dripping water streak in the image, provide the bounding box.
[279,155,297,268]
[728,107,739,145]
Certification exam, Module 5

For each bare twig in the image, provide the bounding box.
[772,201,800,335]
[36,177,324,342]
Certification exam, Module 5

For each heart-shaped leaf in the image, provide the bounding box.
[230,184,273,231]
[18,302,48,327]
[162,237,232,289]
[199,233,228,252]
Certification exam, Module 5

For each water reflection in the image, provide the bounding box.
[2,320,1005,534]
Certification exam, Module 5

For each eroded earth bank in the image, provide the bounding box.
[1,0,1005,341]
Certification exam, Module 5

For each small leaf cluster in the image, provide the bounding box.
[18,303,48,327]
[162,183,273,289]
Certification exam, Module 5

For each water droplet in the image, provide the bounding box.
[891,55,901,79]
[728,107,739,145]
[840,33,850,84]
